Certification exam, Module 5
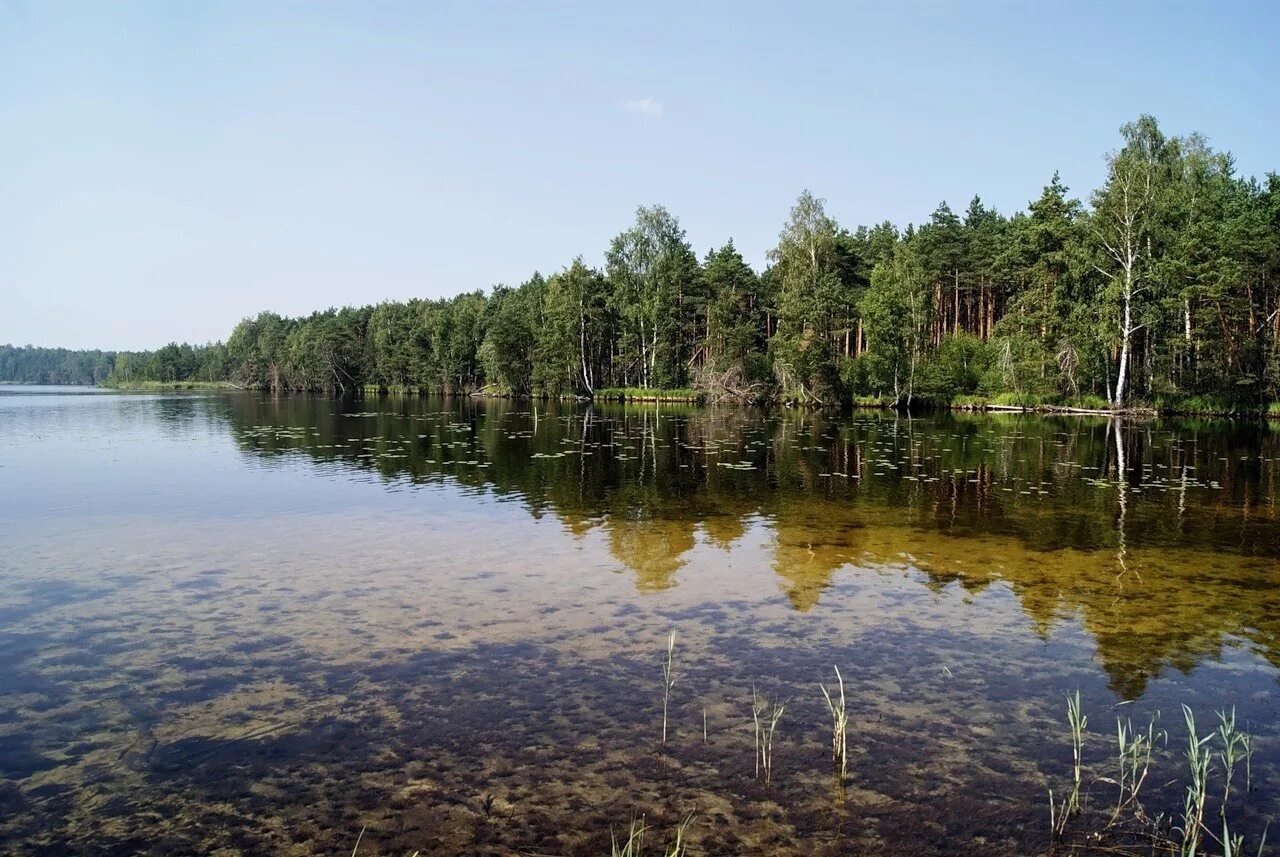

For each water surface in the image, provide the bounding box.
[1,388,1278,855]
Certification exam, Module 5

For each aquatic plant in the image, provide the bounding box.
[661,631,676,746]
[702,705,707,745]
[819,665,849,785]
[751,685,764,779]
[1050,691,1088,839]
[751,688,786,785]
[1241,732,1255,792]
[666,813,695,857]
[611,817,647,857]
[1109,715,1161,825]
[1217,707,1247,813]
[1065,690,1087,819]
[1177,705,1214,856]
[1220,816,1268,857]
[608,814,694,857]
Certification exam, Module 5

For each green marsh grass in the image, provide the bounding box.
[750,688,786,785]
[661,631,676,746]
[611,817,646,857]
[1049,695,1267,856]
[1108,715,1161,826]
[1066,691,1087,818]
[1242,732,1255,792]
[751,687,763,779]
[1050,691,1087,839]
[608,815,694,857]
[1217,707,1246,813]
[1179,705,1213,856]
[666,814,694,857]
[819,665,849,785]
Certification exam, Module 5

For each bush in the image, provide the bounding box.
[916,333,989,401]
[594,387,705,403]
[838,353,895,399]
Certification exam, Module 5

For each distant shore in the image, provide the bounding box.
[89,380,1280,419]
[97,380,243,391]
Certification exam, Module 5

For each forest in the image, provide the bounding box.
[8,116,1279,412]
[0,345,117,386]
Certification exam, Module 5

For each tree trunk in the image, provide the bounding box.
[1115,276,1132,407]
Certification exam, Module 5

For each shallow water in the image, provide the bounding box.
[1,387,1278,855]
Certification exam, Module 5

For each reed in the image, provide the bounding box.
[1050,691,1088,839]
[1241,732,1255,792]
[1065,690,1087,819]
[1220,812,1268,857]
[609,814,694,857]
[751,689,786,785]
[820,665,849,785]
[1178,705,1213,856]
[1217,707,1247,814]
[752,686,764,779]
[1109,715,1161,825]
[666,813,695,857]
[1223,819,1244,857]
[611,817,647,857]
[661,631,676,746]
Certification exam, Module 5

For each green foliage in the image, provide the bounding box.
[857,240,931,404]
[595,388,704,403]
[24,115,1277,413]
[1,344,116,385]
[915,333,989,402]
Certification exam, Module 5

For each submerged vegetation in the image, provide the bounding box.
[819,666,850,786]
[607,814,694,857]
[5,392,1280,854]
[13,116,1279,414]
[1046,695,1267,857]
[660,631,677,747]
[342,641,1267,855]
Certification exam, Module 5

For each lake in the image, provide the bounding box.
[1,386,1278,855]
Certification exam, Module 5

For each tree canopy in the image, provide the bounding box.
[12,116,1276,411]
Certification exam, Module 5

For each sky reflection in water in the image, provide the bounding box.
[0,389,1277,855]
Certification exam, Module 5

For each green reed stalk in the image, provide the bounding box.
[661,631,676,746]
[1110,715,1160,825]
[820,665,849,786]
[759,695,786,785]
[611,817,647,857]
[665,813,695,857]
[1241,733,1254,793]
[1219,816,1268,857]
[1180,705,1213,857]
[752,685,764,779]
[1217,707,1247,815]
[609,814,694,857]
[1065,691,1087,819]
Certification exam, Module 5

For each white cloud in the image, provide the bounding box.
[623,97,664,118]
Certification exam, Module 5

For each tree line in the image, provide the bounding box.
[0,345,116,386]
[15,115,1279,410]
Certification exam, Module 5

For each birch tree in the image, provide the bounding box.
[1091,115,1167,406]
[606,206,697,388]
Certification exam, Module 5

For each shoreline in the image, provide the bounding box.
[93,381,1280,419]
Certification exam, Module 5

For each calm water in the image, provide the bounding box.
[1,387,1278,855]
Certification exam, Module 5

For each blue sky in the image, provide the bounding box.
[2,1,1278,350]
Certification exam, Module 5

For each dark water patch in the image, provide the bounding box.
[0,735,59,779]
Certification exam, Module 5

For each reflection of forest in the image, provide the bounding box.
[212,393,1280,699]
